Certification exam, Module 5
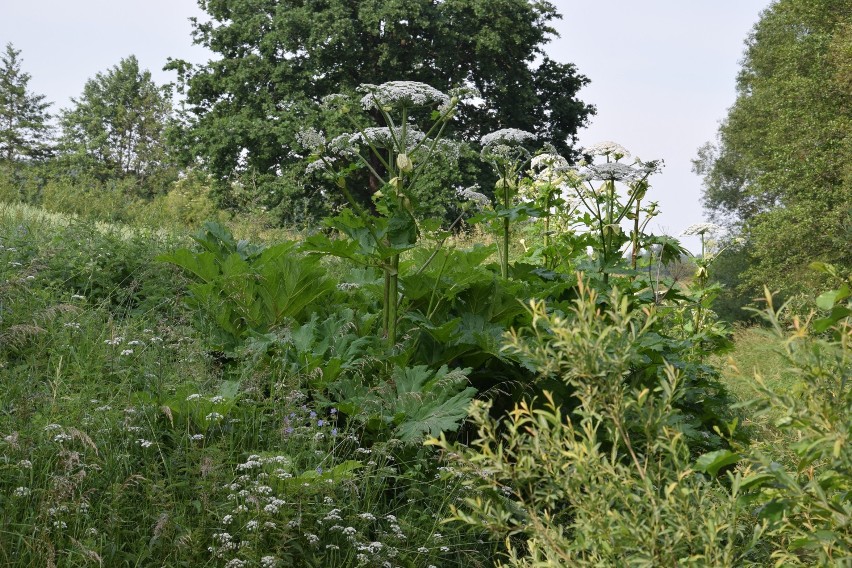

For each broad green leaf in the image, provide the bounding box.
[694,449,740,477]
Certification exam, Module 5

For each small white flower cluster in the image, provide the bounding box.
[480,128,537,149]
[296,127,326,152]
[320,93,350,111]
[578,160,660,184]
[530,153,569,172]
[585,140,631,158]
[13,486,31,497]
[457,185,491,209]
[350,127,426,151]
[305,157,336,176]
[681,222,721,236]
[358,81,449,111]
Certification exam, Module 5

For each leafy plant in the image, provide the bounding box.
[430,282,762,566]
[159,222,335,353]
[329,364,476,443]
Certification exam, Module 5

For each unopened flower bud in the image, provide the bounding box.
[396,153,413,173]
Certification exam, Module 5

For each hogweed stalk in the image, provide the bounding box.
[480,128,537,278]
[302,81,474,345]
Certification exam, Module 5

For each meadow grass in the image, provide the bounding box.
[0,203,493,567]
[714,326,800,464]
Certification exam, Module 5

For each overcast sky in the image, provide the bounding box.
[1,0,770,251]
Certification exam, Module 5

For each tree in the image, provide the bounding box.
[59,55,175,195]
[0,43,52,165]
[167,0,595,218]
[694,0,852,304]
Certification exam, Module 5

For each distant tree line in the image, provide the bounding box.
[695,0,852,319]
[0,0,596,226]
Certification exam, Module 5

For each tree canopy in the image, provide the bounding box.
[0,43,52,165]
[59,55,175,195]
[167,0,594,218]
[694,0,852,302]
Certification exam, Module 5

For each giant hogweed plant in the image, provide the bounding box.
[477,128,539,278]
[300,81,476,346]
[569,141,663,282]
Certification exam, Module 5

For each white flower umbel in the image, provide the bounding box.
[481,128,537,149]
[579,160,661,183]
[457,185,491,208]
[358,81,449,110]
[586,141,631,159]
[681,222,721,236]
[320,93,350,111]
[296,127,326,152]
[530,153,569,171]
[350,126,426,152]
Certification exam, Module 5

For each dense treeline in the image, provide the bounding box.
[0,0,594,228]
[695,0,852,319]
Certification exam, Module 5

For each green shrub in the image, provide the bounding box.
[431,282,764,566]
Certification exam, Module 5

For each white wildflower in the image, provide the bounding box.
[13,487,31,497]
[531,153,569,171]
[481,128,537,148]
[321,93,350,111]
[205,412,224,422]
[120,349,134,356]
[296,127,326,151]
[260,557,278,568]
[351,126,425,151]
[137,439,153,448]
[579,162,648,183]
[305,157,336,176]
[185,393,202,401]
[18,459,32,469]
[586,141,631,158]
[681,222,721,236]
[358,81,449,110]
[457,185,490,208]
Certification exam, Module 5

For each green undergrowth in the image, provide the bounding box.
[1,201,849,567]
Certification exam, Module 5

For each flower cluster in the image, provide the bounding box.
[357,81,449,111]
[681,222,721,236]
[481,128,537,149]
[585,140,631,158]
[457,185,491,209]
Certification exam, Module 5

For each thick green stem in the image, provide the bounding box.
[631,197,641,270]
[501,177,510,278]
[382,268,391,336]
[388,254,399,346]
[502,216,510,278]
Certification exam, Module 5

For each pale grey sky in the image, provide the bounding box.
[1,0,770,250]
